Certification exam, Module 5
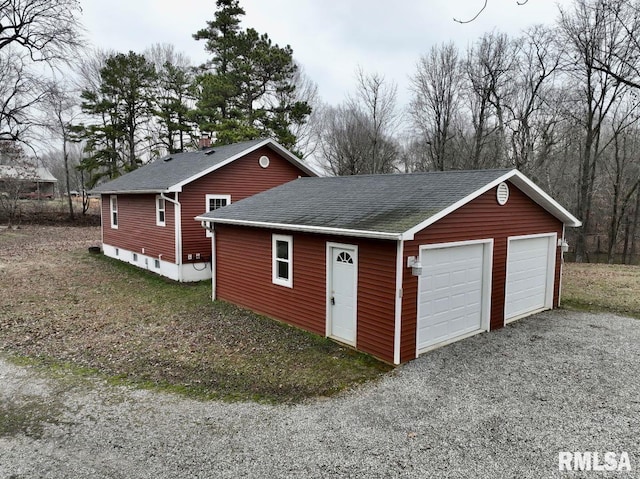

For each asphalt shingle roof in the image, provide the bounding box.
[91,139,266,193]
[197,169,514,235]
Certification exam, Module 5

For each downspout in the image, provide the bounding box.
[160,192,182,282]
[393,238,404,365]
[558,224,566,308]
[201,221,216,300]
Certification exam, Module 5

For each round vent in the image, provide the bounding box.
[259,155,270,168]
[496,182,509,205]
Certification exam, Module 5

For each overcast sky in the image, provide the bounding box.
[78,0,575,106]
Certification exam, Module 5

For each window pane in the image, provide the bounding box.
[277,260,289,279]
[159,210,165,222]
[158,198,165,210]
[209,198,228,211]
[276,241,288,260]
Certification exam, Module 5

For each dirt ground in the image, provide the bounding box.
[0,225,389,403]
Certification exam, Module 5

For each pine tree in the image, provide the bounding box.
[192,0,311,149]
[76,51,157,186]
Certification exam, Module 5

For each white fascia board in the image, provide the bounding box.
[193,216,402,241]
[168,139,319,193]
[94,189,165,195]
[402,170,581,240]
[507,172,582,227]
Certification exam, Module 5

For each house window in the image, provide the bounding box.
[272,234,293,288]
[156,196,166,226]
[154,259,160,269]
[205,194,231,238]
[110,195,118,229]
[132,253,138,262]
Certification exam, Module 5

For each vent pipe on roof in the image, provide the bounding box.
[199,136,211,150]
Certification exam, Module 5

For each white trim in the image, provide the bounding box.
[393,240,404,365]
[102,244,210,282]
[109,195,118,229]
[272,234,293,288]
[403,170,581,240]
[155,195,166,227]
[559,225,566,307]
[326,242,359,347]
[160,192,182,281]
[168,139,318,193]
[193,216,402,241]
[416,238,493,357]
[205,194,231,238]
[211,226,217,300]
[504,232,557,324]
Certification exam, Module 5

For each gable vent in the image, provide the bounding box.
[497,182,509,205]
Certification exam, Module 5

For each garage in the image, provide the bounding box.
[416,241,492,354]
[504,234,557,322]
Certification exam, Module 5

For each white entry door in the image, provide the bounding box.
[504,234,556,322]
[417,241,491,354]
[327,244,357,346]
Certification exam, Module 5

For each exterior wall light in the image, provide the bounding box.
[407,256,423,276]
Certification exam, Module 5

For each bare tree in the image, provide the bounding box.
[504,26,562,176]
[0,0,84,142]
[464,31,517,169]
[318,69,400,175]
[559,0,632,262]
[410,42,463,171]
[45,82,79,219]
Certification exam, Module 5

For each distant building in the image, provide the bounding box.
[0,165,57,199]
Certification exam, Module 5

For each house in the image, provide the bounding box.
[195,169,581,364]
[91,138,317,282]
[0,165,57,199]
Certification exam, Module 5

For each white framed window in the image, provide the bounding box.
[272,234,293,288]
[132,253,138,262]
[110,195,118,229]
[205,194,231,237]
[156,196,166,226]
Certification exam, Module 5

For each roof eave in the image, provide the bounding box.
[402,170,581,239]
[168,139,319,193]
[91,189,167,195]
[194,216,402,241]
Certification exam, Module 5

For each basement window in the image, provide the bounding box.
[110,195,118,229]
[272,234,293,288]
[205,194,231,238]
[156,196,166,226]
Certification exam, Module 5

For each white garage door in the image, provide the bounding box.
[504,235,556,322]
[417,242,490,353]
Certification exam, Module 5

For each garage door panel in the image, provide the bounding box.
[417,242,488,352]
[505,235,555,321]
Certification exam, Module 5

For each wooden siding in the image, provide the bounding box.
[399,181,564,363]
[179,146,310,264]
[215,225,398,363]
[101,193,176,262]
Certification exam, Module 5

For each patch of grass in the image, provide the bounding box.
[0,230,392,404]
[562,262,640,319]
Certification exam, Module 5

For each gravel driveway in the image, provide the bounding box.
[1,309,638,478]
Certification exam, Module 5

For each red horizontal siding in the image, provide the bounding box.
[180,146,310,264]
[215,225,397,363]
[400,181,564,362]
[101,193,176,262]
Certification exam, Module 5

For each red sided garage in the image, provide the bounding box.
[196,169,581,364]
